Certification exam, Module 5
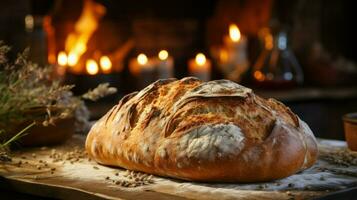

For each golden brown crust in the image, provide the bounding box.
[85,77,318,182]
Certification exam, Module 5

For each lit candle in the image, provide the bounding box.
[217,24,249,81]
[224,24,247,50]
[86,59,99,75]
[67,53,79,67]
[224,24,248,64]
[156,50,174,79]
[188,53,211,81]
[129,53,156,88]
[55,51,67,76]
[99,55,112,74]
[57,51,68,66]
[129,53,151,76]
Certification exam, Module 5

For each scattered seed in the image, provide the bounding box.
[93,166,99,170]
[257,185,264,189]
[305,186,312,190]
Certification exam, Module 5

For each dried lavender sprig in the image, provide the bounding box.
[82,83,117,101]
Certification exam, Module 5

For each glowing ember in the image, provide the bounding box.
[57,51,68,66]
[100,56,112,73]
[86,59,99,75]
[137,54,148,65]
[229,24,241,42]
[195,53,206,66]
[158,50,169,61]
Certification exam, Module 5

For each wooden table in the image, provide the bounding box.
[1,135,356,200]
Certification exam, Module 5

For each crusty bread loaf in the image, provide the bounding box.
[85,77,318,182]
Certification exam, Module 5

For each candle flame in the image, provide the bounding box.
[137,53,148,65]
[195,53,206,66]
[100,56,112,73]
[158,50,169,60]
[229,24,241,42]
[67,53,78,67]
[57,51,68,66]
[86,59,99,75]
[254,71,265,81]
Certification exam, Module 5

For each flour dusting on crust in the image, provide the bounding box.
[177,123,245,162]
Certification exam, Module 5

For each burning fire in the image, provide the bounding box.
[63,0,106,72]
[229,24,241,42]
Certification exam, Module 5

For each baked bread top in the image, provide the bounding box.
[85,77,318,182]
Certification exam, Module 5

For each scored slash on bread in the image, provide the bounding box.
[85,77,318,182]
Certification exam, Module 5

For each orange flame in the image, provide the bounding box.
[158,50,169,61]
[195,53,206,66]
[65,0,106,72]
[137,53,148,65]
[57,51,68,66]
[100,56,112,73]
[229,24,241,42]
[86,59,99,75]
[254,71,265,82]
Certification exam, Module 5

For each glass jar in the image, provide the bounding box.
[252,29,303,89]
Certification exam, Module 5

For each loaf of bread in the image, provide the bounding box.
[85,77,318,182]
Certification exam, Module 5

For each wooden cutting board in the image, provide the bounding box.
[1,135,356,200]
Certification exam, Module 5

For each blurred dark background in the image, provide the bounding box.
[0,0,356,140]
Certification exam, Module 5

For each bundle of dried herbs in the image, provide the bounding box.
[319,147,357,167]
[0,42,116,153]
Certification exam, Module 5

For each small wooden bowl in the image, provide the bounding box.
[8,117,75,147]
[343,113,357,151]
